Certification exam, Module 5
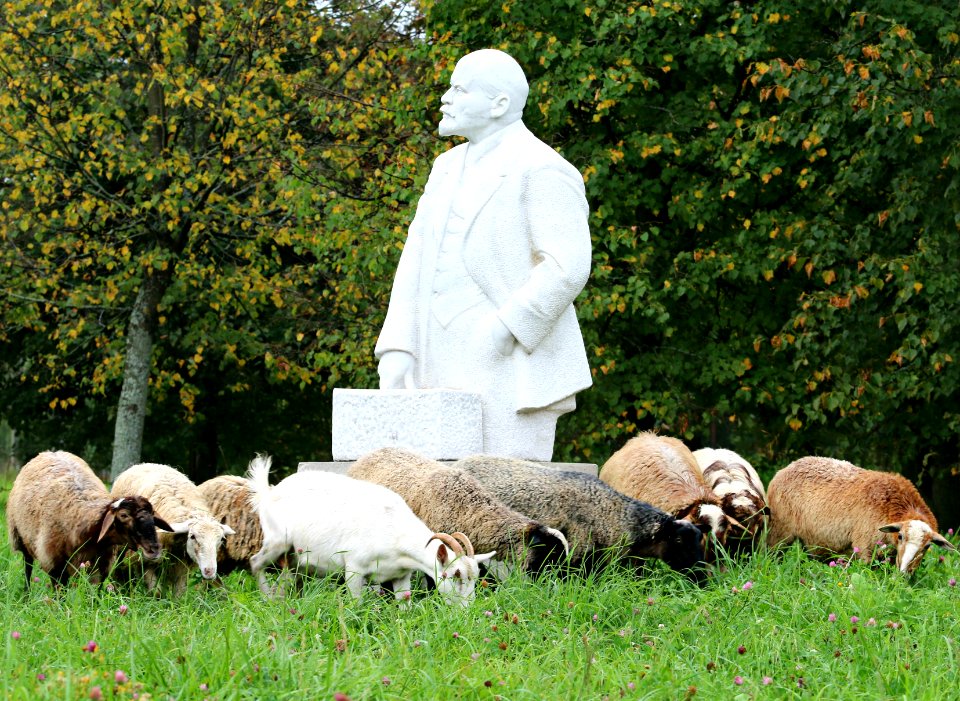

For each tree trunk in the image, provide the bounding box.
[110,269,170,480]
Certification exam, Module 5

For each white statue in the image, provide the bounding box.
[375,49,592,460]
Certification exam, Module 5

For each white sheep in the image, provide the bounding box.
[245,455,495,605]
[692,447,770,554]
[111,462,235,595]
[600,432,743,558]
[7,451,172,588]
[767,456,956,576]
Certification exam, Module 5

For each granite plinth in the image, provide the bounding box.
[332,388,483,461]
[299,460,598,476]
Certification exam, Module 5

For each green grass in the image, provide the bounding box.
[1,491,958,700]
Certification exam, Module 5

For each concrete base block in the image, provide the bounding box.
[332,388,483,461]
[299,460,598,477]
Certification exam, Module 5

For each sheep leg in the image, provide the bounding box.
[391,572,414,608]
[344,571,368,600]
[143,564,160,594]
[251,540,291,597]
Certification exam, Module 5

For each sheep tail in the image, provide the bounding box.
[245,454,273,511]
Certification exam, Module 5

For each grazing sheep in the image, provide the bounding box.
[600,433,742,556]
[453,454,709,582]
[693,447,770,554]
[347,447,568,578]
[6,451,172,589]
[197,475,264,576]
[111,463,235,595]
[246,455,496,605]
[767,456,956,576]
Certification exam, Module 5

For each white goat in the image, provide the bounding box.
[245,455,495,605]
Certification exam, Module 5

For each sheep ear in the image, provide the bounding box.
[878,524,902,534]
[436,543,451,566]
[221,523,236,536]
[97,507,118,543]
[474,550,496,564]
[931,534,957,552]
[153,517,174,532]
[168,521,192,534]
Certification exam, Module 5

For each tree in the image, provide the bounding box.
[0,0,429,477]
[422,0,960,498]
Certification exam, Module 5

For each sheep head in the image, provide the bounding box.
[879,520,956,577]
[170,517,236,580]
[428,532,495,607]
[97,496,173,562]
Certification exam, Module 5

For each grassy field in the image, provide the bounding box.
[1,484,959,701]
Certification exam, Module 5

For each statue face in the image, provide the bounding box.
[438,61,498,142]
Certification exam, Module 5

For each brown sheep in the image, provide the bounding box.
[347,447,568,578]
[767,456,955,576]
[600,432,743,558]
[6,451,172,589]
[111,462,235,596]
[197,475,263,576]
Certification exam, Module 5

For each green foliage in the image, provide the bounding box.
[425,0,960,485]
[0,0,426,475]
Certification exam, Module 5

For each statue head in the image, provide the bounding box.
[439,49,529,142]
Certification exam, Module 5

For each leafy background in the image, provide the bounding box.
[1,0,958,523]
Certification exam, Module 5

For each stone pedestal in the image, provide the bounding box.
[299,460,597,477]
[332,388,483,461]
[316,387,597,476]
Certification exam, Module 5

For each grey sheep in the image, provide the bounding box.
[453,454,708,582]
[112,462,235,595]
[347,447,568,578]
[7,451,172,589]
[767,456,956,577]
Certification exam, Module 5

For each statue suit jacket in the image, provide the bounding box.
[375,121,593,411]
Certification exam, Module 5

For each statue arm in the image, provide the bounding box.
[497,165,591,352]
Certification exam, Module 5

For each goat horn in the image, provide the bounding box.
[450,531,475,557]
[427,532,464,555]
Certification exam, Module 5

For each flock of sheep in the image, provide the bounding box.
[6,431,957,605]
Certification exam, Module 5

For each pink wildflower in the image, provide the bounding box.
[949,578,957,587]
[89,687,103,700]
[119,604,129,615]
[867,618,877,626]
[828,613,837,622]
[11,631,21,640]
[734,676,744,685]
[742,581,754,590]
[83,640,98,653]
[37,674,46,682]
[115,670,129,684]
[850,616,859,624]
[763,676,773,685]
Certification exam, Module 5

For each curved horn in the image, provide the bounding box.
[427,532,464,556]
[451,531,475,557]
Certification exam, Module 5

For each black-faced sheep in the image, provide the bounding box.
[600,432,742,558]
[693,447,770,555]
[767,456,956,576]
[452,454,709,582]
[111,462,235,595]
[347,447,568,578]
[246,456,495,605]
[6,451,172,589]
